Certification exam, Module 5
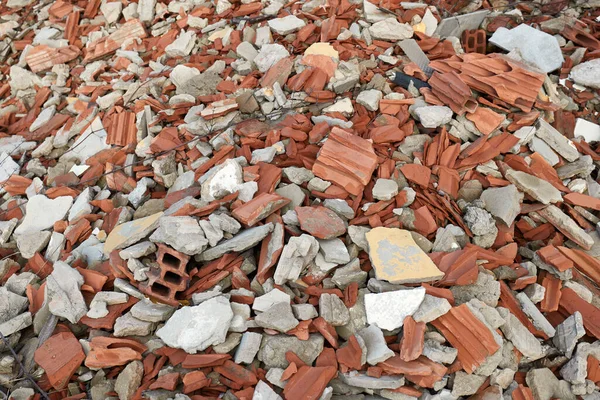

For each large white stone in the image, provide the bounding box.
[267,15,306,35]
[415,106,453,128]
[570,58,600,89]
[157,296,233,353]
[489,24,564,73]
[65,117,110,163]
[369,18,413,41]
[14,195,73,235]
[165,30,196,58]
[149,216,208,255]
[365,287,426,331]
[254,44,290,73]
[200,159,243,202]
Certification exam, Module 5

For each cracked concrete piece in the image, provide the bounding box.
[319,293,350,326]
[104,212,163,254]
[451,271,500,307]
[364,287,425,331]
[415,106,453,128]
[258,334,324,368]
[115,361,143,400]
[150,216,208,255]
[570,58,600,89]
[365,227,443,284]
[119,241,156,260]
[480,185,523,226]
[318,238,350,264]
[200,159,243,202]
[505,169,562,205]
[114,312,154,337]
[553,312,585,358]
[267,15,306,35]
[156,296,233,353]
[357,325,394,365]
[46,261,87,324]
[535,119,579,162]
[452,371,487,397]
[498,307,544,360]
[527,368,576,400]
[255,302,299,333]
[372,178,399,201]
[14,195,73,235]
[130,299,175,322]
[253,289,291,313]
[340,371,404,389]
[369,18,413,41]
[254,44,290,73]
[291,303,318,320]
[516,292,556,338]
[197,223,273,261]
[538,205,594,250]
[422,339,458,364]
[234,332,263,364]
[413,294,452,323]
[273,234,319,284]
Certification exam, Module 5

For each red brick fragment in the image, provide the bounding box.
[283,366,337,400]
[400,316,425,362]
[295,206,346,239]
[336,335,364,370]
[232,192,290,226]
[34,332,85,390]
[560,287,600,339]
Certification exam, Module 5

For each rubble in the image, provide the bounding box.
[0,1,599,398]
[156,296,233,353]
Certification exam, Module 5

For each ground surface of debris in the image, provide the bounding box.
[1,0,600,399]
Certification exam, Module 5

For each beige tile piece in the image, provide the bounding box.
[366,227,443,284]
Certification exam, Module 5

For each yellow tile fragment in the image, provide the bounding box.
[365,227,443,284]
[304,42,339,59]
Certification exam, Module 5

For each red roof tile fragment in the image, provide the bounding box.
[34,332,85,390]
[311,127,378,196]
[431,304,501,374]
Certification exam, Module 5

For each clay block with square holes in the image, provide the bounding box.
[140,244,191,306]
[462,29,486,54]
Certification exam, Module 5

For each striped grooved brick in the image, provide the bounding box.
[430,304,500,373]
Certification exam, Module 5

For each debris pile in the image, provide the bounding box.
[1,0,600,399]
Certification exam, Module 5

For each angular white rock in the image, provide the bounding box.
[369,18,413,41]
[14,195,73,235]
[365,287,426,331]
[267,15,306,35]
[46,261,88,324]
[156,296,233,353]
[254,44,290,73]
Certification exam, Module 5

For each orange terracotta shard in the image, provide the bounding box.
[85,336,146,369]
[431,304,500,373]
[428,71,477,115]
[430,53,545,112]
[26,45,81,73]
[400,316,425,362]
[283,366,337,400]
[466,107,506,135]
[84,19,147,62]
[34,332,85,390]
[560,287,600,339]
[312,127,378,196]
[231,192,290,226]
